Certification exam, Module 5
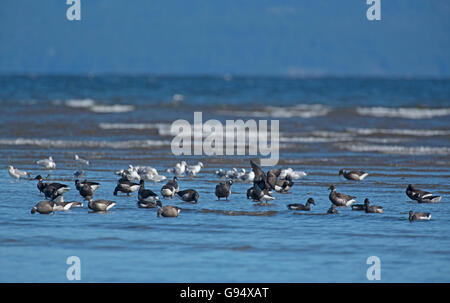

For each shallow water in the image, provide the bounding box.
[0,76,449,282]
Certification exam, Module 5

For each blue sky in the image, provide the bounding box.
[0,0,449,76]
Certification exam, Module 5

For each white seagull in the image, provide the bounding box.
[36,156,56,169]
[74,154,89,165]
[7,165,31,179]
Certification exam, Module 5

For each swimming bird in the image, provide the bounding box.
[339,169,368,181]
[55,201,83,210]
[186,162,204,176]
[408,211,431,222]
[406,184,441,203]
[88,199,116,212]
[74,154,89,165]
[351,203,366,211]
[215,180,233,201]
[364,198,383,214]
[327,205,339,214]
[137,180,160,208]
[287,198,315,211]
[31,201,57,214]
[156,201,181,217]
[113,180,140,196]
[161,177,179,198]
[36,156,56,169]
[215,169,228,178]
[176,189,199,203]
[328,185,357,207]
[75,179,100,191]
[7,165,31,179]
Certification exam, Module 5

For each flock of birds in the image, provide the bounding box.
[7,154,442,222]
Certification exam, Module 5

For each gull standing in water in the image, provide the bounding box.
[7,166,31,179]
[36,156,56,169]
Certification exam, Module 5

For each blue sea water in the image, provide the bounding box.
[0,76,449,282]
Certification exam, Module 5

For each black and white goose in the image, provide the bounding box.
[287,198,315,211]
[406,184,441,203]
[156,201,181,217]
[328,185,357,207]
[176,189,199,203]
[114,180,140,196]
[42,182,70,201]
[137,180,160,208]
[215,180,233,201]
[161,177,179,198]
[78,183,94,201]
[88,199,116,212]
[339,169,369,181]
[247,184,275,203]
[274,175,294,193]
[75,179,100,191]
[409,211,431,222]
[364,198,383,214]
[35,175,47,193]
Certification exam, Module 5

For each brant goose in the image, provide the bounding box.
[137,180,160,207]
[161,177,179,198]
[7,166,30,179]
[287,198,315,211]
[114,180,140,196]
[186,162,204,177]
[36,156,56,169]
[364,198,383,214]
[328,185,357,207]
[88,199,116,212]
[339,169,368,181]
[156,201,181,217]
[35,175,47,193]
[251,184,275,203]
[176,189,199,203]
[78,183,94,201]
[215,180,233,200]
[42,182,70,201]
[409,211,431,222]
[274,175,294,193]
[406,184,441,203]
[31,200,81,214]
[327,205,339,214]
[75,179,100,191]
[74,154,89,165]
[351,204,366,211]
[31,201,57,214]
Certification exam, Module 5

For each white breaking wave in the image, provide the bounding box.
[356,107,450,119]
[217,104,330,118]
[61,99,135,113]
[346,128,450,136]
[0,138,170,149]
[65,99,96,108]
[338,143,450,155]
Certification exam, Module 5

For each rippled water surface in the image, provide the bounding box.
[0,76,449,282]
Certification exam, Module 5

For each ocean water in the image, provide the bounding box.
[0,75,449,282]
